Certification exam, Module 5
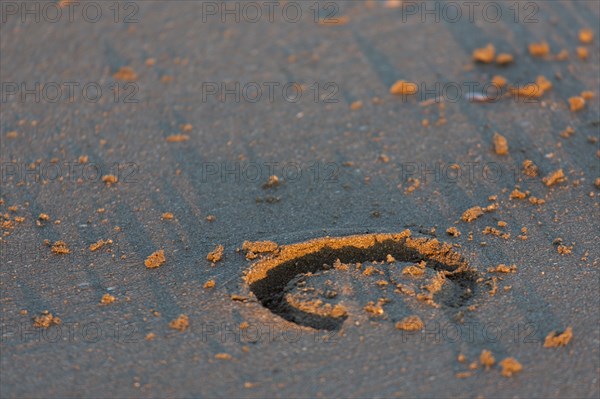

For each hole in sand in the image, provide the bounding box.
[244,231,479,330]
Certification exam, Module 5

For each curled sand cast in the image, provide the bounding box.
[244,230,479,330]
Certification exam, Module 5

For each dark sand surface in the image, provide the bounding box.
[1,1,599,397]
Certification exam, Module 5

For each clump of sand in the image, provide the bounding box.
[207,244,224,263]
[499,357,522,377]
[33,311,61,328]
[169,314,189,332]
[544,327,573,348]
[145,250,166,268]
[395,315,424,331]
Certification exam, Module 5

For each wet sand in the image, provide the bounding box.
[1,1,599,397]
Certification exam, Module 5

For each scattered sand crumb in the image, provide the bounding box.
[162,212,174,220]
[581,91,594,100]
[529,41,550,57]
[491,75,507,88]
[488,264,517,273]
[384,0,402,8]
[263,175,280,189]
[102,175,118,185]
[543,169,566,186]
[510,188,528,200]
[90,239,113,252]
[145,332,156,341]
[113,66,138,81]
[509,82,544,98]
[405,178,420,194]
[350,101,363,110]
[499,357,522,377]
[7,131,18,139]
[215,353,232,360]
[396,315,424,331]
[568,96,586,112]
[480,350,495,369]
[472,43,495,63]
[560,126,575,138]
[51,241,70,254]
[389,80,418,95]
[38,213,50,221]
[496,53,513,65]
[523,160,539,177]
[169,314,189,332]
[206,215,216,222]
[100,293,116,305]
[204,280,216,289]
[536,75,553,92]
[386,254,396,263]
[544,327,573,348]
[2,220,14,231]
[463,361,476,371]
[576,47,588,60]
[207,244,224,263]
[461,206,485,222]
[483,226,510,239]
[318,14,349,25]
[528,196,545,205]
[492,132,509,155]
[166,134,190,142]
[579,28,594,44]
[33,311,61,328]
[363,266,377,276]
[145,250,166,268]
[364,301,385,315]
[557,244,573,255]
